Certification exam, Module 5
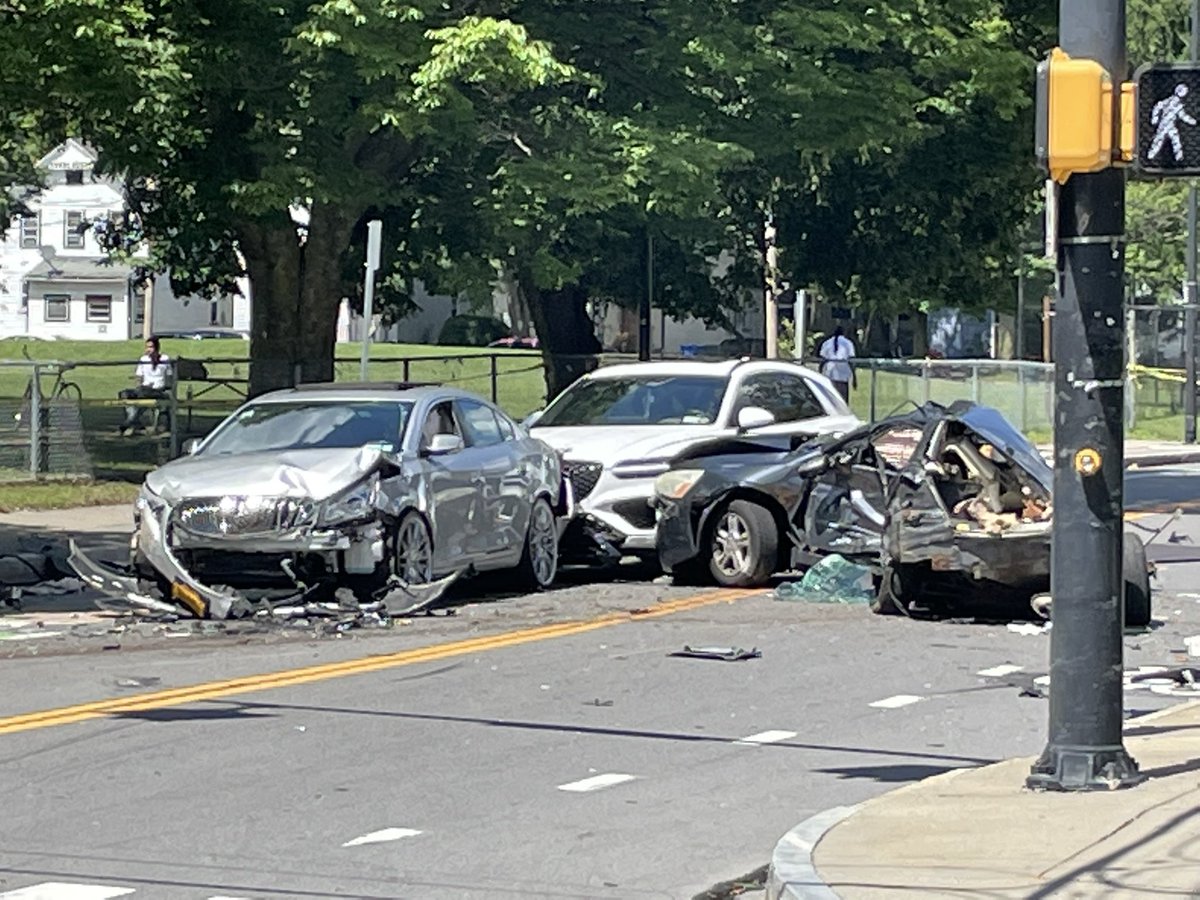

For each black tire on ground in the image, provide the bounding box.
[1123,532,1152,628]
[870,564,911,616]
[705,499,778,588]
[512,496,559,592]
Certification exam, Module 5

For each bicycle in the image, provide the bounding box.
[13,363,83,430]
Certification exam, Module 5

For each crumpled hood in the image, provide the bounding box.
[530,425,724,464]
[145,446,387,504]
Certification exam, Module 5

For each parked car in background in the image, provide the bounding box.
[71,383,571,619]
[487,335,539,350]
[653,401,1151,625]
[153,328,249,341]
[525,359,860,566]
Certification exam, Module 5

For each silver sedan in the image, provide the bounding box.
[71,383,571,619]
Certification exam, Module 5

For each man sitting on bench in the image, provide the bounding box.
[119,337,171,435]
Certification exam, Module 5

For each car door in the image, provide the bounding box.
[455,398,523,557]
[799,424,921,561]
[415,400,481,571]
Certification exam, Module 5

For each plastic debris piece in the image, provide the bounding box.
[773,554,874,604]
[669,645,762,662]
[1184,635,1200,657]
[1007,622,1051,636]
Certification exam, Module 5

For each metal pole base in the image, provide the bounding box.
[1026,744,1145,792]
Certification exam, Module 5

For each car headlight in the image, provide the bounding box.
[136,483,165,516]
[320,475,380,526]
[654,469,705,500]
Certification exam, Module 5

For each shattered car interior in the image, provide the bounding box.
[70,383,571,624]
[655,401,1151,624]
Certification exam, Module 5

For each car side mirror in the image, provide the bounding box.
[737,406,775,432]
[423,433,464,456]
[182,438,201,455]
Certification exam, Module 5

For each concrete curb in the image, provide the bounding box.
[765,804,860,900]
[768,700,1200,900]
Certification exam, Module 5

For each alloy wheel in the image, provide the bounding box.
[394,516,433,584]
[528,500,559,586]
[711,511,751,577]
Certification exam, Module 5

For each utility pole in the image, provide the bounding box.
[764,207,780,359]
[1186,0,1200,443]
[1027,0,1142,791]
[639,230,652,362]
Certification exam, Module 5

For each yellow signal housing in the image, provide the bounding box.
[1119,81,1136,162]
[1035,48,1114,183]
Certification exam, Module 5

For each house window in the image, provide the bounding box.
[65,170,84,185]
[85,295,112,323]
[20,215,38,248]
[64,211,85,249]
[44,295,70,322]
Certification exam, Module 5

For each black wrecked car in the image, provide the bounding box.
[653,401,1151,624]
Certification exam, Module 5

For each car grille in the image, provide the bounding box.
[172,496,317,537]
[612,498,657,531]
[563,461,603,500]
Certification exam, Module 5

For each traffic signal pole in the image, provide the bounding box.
[1027,0,1144,791]
[1186,0,1199,444]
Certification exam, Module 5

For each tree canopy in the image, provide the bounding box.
[3,0,1056,391]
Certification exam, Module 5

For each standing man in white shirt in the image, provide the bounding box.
[818,325,856,403]
[119,337,172,435]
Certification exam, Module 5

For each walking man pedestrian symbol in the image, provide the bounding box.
[1149,83,1197,162]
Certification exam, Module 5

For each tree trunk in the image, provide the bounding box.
[521,273,601,403]
[239,203,355,396]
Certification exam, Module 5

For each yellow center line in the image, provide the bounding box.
[0,588,760,736]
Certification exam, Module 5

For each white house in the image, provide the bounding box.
[0,140,249,341]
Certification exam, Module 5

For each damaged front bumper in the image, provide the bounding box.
[70,504,460,621]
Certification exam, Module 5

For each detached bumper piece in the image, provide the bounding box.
[559,516,625,566]
[69,538,462,624]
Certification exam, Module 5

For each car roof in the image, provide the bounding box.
[248,382,478,405]
[583,358,823,381]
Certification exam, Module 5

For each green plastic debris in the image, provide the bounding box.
[774,554,874,604]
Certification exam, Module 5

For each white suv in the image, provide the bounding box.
[527,359,860,565]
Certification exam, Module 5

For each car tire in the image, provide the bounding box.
[513,497,559,591]
[392,511,434,584]
[1123,532,1152,628]
[870,565,910,616]
[706,500,777,587]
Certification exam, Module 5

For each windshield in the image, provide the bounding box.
[201,401,411,456]
[538,375,727,426]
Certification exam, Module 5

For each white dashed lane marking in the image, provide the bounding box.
[342,827,423,847]
[0,885,135,899]
[977,664,1024,677]
[868,694,925,709]
[734,730,798,746]
[557,773,638,792]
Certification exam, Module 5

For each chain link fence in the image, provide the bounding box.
[0,349,1168,485]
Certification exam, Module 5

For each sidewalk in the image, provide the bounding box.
[770,700,1200,899]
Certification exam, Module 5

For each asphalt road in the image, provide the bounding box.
[1,467,1199,899]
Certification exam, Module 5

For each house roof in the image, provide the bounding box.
[26,257,132,283]
[36,139,98,172]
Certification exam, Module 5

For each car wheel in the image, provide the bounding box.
[392,512,434,584]
[706,500,777,587]
[1123,532,1152,628]
[870,565,911,616]
[513,497,559,591]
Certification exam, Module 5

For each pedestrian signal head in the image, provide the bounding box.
[1035,48,1115,184]
[1134,64,1200,176]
